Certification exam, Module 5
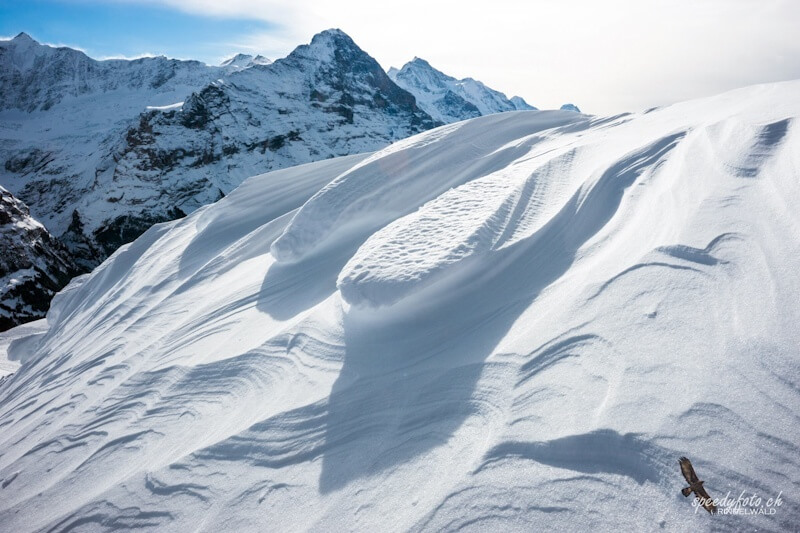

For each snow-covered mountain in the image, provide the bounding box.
[388,57,536,123]
[0,186,79,331]
[561,103,581,112]
[0,29,436,269]
[0,32,227,268]
[0,32,223,113]
[510,95,533,110]
[220,53,272,71]
[1,80,798,531]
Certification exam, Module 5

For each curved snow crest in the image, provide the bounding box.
[337,148,582,308]
[270,111,588,263]
[336,128,686,309]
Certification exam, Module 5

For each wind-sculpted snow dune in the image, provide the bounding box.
[2,81,800,532]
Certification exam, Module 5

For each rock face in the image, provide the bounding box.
[388,57,536,123]
[560,103,581,112]
[0,187,79,331]
[1,29,437,270]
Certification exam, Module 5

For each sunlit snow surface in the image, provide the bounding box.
[2,81,800,531]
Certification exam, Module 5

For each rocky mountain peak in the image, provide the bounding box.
[408,57,432,68]
[287,28,370,68]
[311,28,354,46]
[267,28,430,124]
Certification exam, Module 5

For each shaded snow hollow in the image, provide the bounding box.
[1,81,800,531]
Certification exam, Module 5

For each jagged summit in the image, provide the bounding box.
[1,32,53,70]
[286,28,367,65]
[307,28,357,52]
[315,27,351,40]
[560,103,581,112]
[408,56,431,67]
[2,32,84,61]
[388,56,537,123]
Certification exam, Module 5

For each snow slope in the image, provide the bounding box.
[1,81,800,532]
[388,57,536,123]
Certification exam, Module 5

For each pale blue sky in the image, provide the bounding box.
[0,0,279,62]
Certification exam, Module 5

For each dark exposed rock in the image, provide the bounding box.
[0,187,81,331]
[93,212,173,257]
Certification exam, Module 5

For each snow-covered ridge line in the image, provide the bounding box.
[270,111,586,263]
[0,32,224,112]
[220,53,272,70]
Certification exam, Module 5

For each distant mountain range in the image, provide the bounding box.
[388,57,536,123]
[0,28,574,330]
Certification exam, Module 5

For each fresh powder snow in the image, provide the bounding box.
[0,80,799,531]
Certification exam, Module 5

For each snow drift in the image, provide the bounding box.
[1,81,800,532]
